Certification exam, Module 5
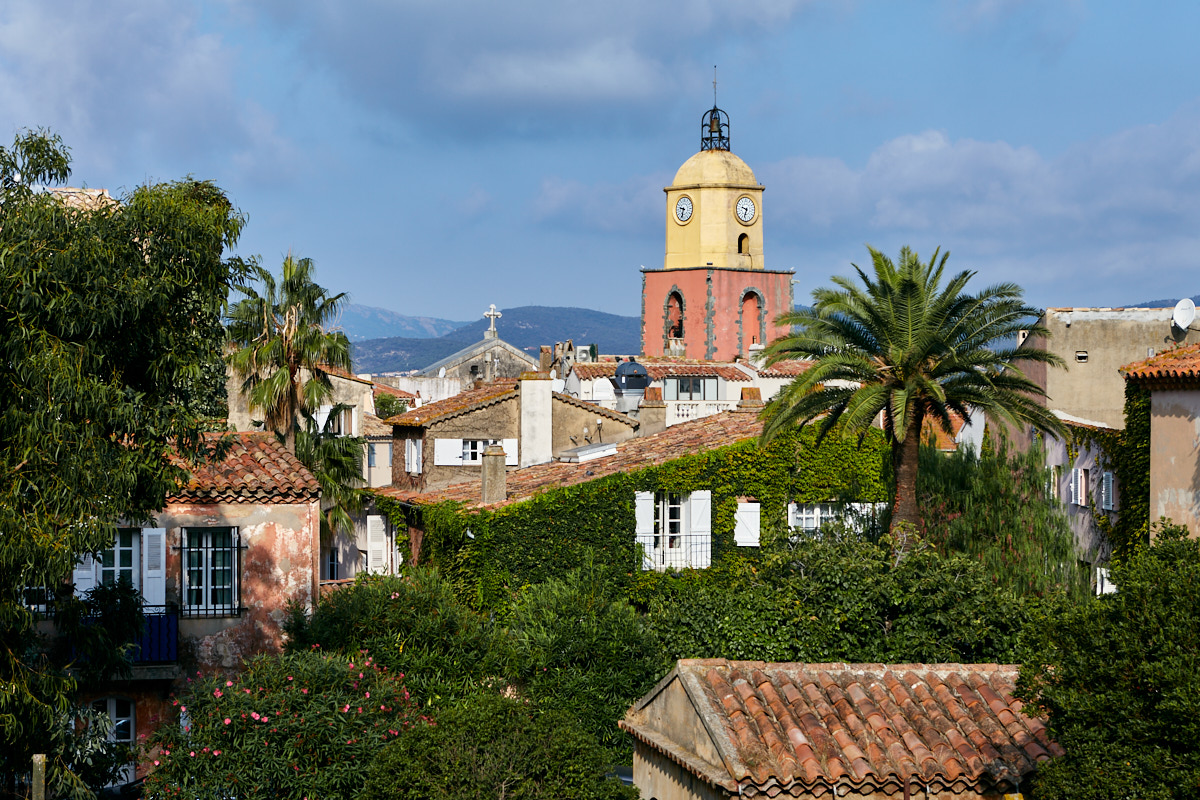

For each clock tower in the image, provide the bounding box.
[641,106,793,361]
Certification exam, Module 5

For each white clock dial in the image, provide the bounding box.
[675,196,693,222]
[736,196,756,223]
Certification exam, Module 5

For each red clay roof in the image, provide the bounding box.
[572,360,752,382]
[386,381,517,427]
[754,360,814,379]
[167,432,320,503]
[921,412,968,451]
[361,413,392,437]
[1121,342,1200,384]
[376,408,762,509]
[621,659,1061,798]
[374,382,416,400]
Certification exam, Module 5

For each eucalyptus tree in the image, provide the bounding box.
[0,129,246,789]
[226,255,352,452]
[760,246,1065,533]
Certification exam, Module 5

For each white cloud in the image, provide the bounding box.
[533,172,667,235]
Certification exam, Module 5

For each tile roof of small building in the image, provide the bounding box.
[167,432,320,503]
[361,413,392,437]
[386,381,518,426]
[1121,342,1200,384]
[621,659,1062,799]
[376,408,763,508]
[753,360,814,379]
[373,382,416,400]
[572,360,752,382]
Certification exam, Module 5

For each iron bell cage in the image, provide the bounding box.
[700,107,730,152]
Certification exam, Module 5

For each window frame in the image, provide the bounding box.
[181,527,241,617]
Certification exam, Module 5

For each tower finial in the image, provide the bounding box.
[713,65,718,106]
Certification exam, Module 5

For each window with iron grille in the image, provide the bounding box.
[182,527,240,617]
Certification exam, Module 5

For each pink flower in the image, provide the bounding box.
[213,689,223,698]
[214,751,221,756]
[301,688,308,694]
[342,704,350,712]
[224,717,231,724]
[153,760,160,766]
[189,751,195,757]
[364,692,370,699]
[287,676,293,681]
[226,680,233,687]
[251,712,260,720]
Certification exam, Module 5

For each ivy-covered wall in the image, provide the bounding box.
[378,426,890,610]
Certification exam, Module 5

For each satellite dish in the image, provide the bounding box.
[438,367,446,378]
[1173,298,1196,331]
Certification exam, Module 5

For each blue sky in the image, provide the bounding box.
[4,0,1200,321]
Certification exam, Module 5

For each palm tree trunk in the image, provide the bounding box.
[890,429,922,532]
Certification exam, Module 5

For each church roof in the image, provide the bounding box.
[571,360,753,382]
[416,336,537,377]
[672,148,758,188]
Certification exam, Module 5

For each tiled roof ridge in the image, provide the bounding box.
[386,382,518,427]
[551,391,639,425]
[1121,341,1200,383]
[627,659,1057,798]
[166,431,320,503]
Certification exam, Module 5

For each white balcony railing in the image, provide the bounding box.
[666,400,738,427]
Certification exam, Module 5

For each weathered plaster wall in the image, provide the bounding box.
[633,744,729,800]
[417,397,520,490]
[551,397,637,453]
[225,367,375,435]
[161,499,319,674]
[1043,433,1114,563]
[1149,389,1200,537]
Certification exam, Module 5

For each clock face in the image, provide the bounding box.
[675,195,693,223]
[736,196,756,223]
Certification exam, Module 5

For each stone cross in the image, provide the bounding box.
[484,304,502,334]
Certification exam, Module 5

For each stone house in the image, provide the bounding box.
[69,432,321,784]
[1120,343,1200,536]
[416,309,538,383]
[620,659,1062,800]
[388,373,641,493]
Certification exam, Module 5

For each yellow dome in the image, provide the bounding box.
[671,149,758,187]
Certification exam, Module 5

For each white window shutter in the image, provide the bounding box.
[501,438,518,466]
[404,439,414,472]
[786,502,798,529]
[1102,471,1114,511]
[1069,468,1079,505]
[73,553,96,596]
[141,528,167,606]
[688,490,712,569]
[634,491,655,570]
[734,502,761,547]
[315,405,332,431]
[433,438,464,466]
[367,515,387,574]
[413,439,423,474]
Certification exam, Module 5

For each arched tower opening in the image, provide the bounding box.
[666,291,685,338]
[740,290,763,351]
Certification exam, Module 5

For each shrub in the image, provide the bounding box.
[142,651,419,800]
[285,567,498,706]
[359,692,637,800]
[500,556,667,759]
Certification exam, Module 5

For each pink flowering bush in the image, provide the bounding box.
[142,651,421,799]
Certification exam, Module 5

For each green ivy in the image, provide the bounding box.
[400,426,890,611]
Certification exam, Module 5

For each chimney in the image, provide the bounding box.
[519,371,553,467]
[637,386,667,437]
[540,346,553,372]
[736,387,764,412]
[481,443,507,505]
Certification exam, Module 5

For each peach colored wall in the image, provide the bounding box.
[1149,389,1200,537]
[642,268,792,361]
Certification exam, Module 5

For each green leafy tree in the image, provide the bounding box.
[501,556,666,759]
[285,569,499,707]
[374,393,408,420]
[760,246,1065,532]
[295,403,366,543]
[0,130,245,791]
[226,254,352,453]
[143,651,419,800]
[918,439,1086,600]
[1017,521,1200,800]
[359,692,638,800]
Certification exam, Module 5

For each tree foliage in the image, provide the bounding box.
[359,692,637,800]
[294,403,365,544]
[760,245,1064,533]
[1018,521,1200,800]
[285,569,499,707]
[143,651,419,800]
[0,130,245,788]
[918,440,1086,600]
[373,393,408,420]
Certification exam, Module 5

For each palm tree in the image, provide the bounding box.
[226,254,352,452]
[295,403,365,544]
[760,245,1065,533]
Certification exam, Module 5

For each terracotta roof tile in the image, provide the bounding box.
[754,360,814,379]
[361,413,392,437]
[571,360,752,382]
[1121,342,1200,384]
[386,381,517,427]
[167,432,320,503]
[373,382,416,400]
[376,408,763,509]
[621,660,1062,798]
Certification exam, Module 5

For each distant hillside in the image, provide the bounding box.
[1133,294,1200,308]
[337,304,470,342]
[351,306,640,373]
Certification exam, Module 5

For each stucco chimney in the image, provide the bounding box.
[736,386,764,412]
[520,371,553,467]
[481,443,507,505]
[637,386,667,437]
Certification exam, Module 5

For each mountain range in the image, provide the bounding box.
[348,305,641,374]
[337,304,470,341]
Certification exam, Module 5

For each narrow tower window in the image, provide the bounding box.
[666,292,684,338]
[738,233,749,254]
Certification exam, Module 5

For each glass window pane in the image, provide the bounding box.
[119,530,133,548]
